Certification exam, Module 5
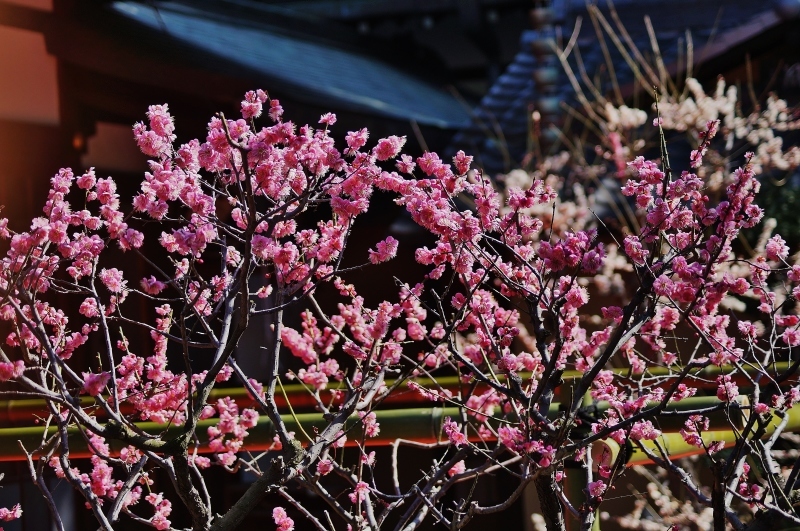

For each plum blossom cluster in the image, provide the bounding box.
[0,84,798,531]
[371,120,800,529]
[272,507,294,531]
[0,504,22,527]
[491,16,800,528]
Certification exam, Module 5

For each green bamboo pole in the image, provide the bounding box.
[0,407,461,462]
[0,402,796,463]
[0,387,320,426]
[0,361,787,426]
[0,393,743,433]
[1,361,789,416]
[553,396,748,432]
[0,396,749,461]
[0,376,756,427]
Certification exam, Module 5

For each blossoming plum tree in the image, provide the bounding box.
[0,88,798,531]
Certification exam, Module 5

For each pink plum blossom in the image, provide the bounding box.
[0,361,24,382]
[272,507,294,531]
[368,236,399,264]
[588,480,607,498]
[82,371,110,396]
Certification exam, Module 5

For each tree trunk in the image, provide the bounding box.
[712,466,726,531]
[535,472,566,531]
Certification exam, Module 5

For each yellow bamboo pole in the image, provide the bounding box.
[628,405,800,465]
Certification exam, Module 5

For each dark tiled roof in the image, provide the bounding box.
[266,0,523,19]
[450,0,780,175]
[111,1,469,129]
[448,39,537,173]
